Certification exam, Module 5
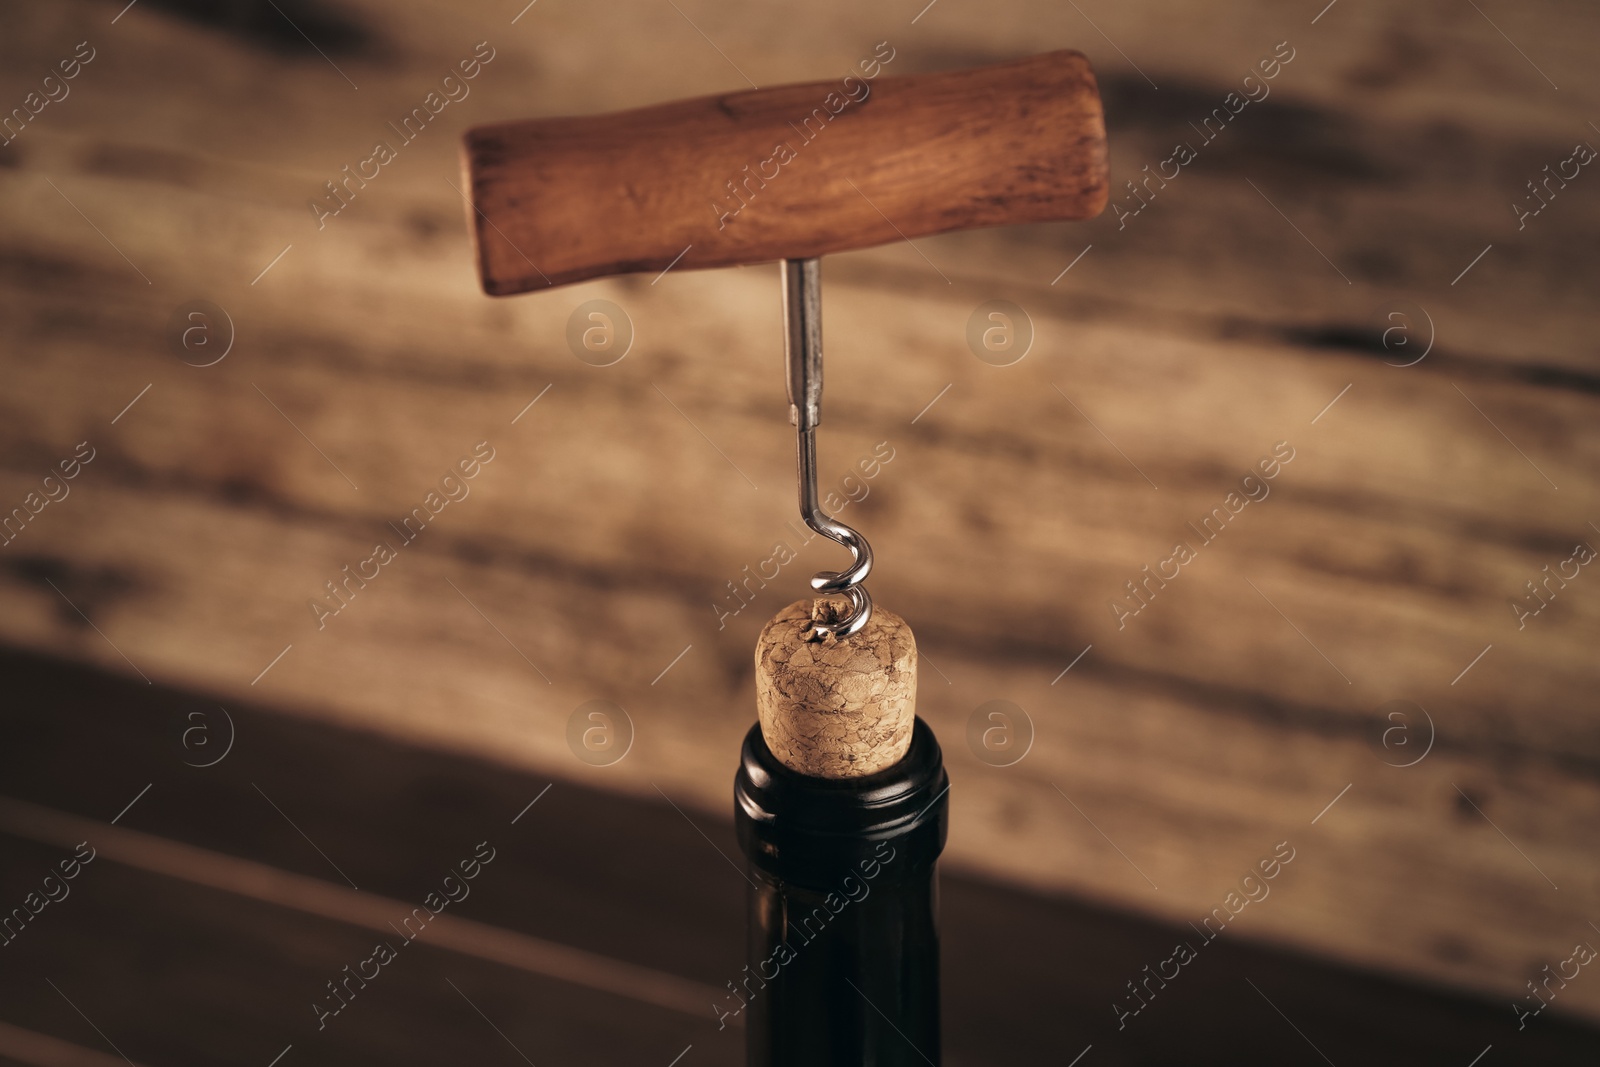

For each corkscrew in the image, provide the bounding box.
[462,48,1108,1065]
[782,258,873,639]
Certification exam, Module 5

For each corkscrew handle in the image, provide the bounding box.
[461,49,1108,295]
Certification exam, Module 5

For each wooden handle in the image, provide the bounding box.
[462,50,1108,294]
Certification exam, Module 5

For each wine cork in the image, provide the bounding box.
[754,598,918,778]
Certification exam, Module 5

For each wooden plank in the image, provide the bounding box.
[0,840,735,1067]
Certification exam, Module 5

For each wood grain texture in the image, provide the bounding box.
[462,49,1108,293]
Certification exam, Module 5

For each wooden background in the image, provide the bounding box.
[1,0,1597,1039]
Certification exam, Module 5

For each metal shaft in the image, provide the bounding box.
[780,258,873,637]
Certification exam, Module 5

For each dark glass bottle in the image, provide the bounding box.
[733,717,949,1067]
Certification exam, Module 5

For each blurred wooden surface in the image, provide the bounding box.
[2,647,1597,1066]
[1,0,1597,1032]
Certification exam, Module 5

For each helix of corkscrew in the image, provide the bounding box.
[782,258,873,638]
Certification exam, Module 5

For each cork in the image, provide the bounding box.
[754,598,918,778]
